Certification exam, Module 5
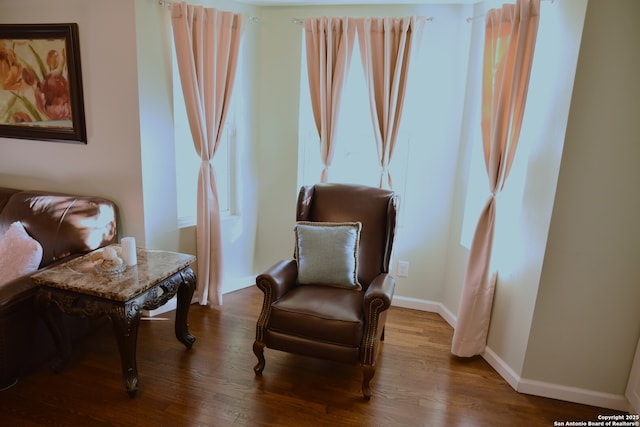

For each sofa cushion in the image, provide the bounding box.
[0,222,43,287]
[294,221,362,290]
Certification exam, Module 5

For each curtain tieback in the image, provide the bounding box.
[379,165,393,189]
[488,191,501,203]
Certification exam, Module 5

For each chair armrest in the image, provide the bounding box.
[255,259,298,303]
[361,273,395,365]
[363,273,395,314]
[254,259,298,344]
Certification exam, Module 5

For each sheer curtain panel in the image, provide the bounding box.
[171,1,243,306]
[451,0,540,357]
[304,17,355,183]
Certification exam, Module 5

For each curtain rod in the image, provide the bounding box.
[466,0,555,23]
[290,16,435,25]
[158,0,262,23]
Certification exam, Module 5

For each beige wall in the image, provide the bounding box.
[522,0,640,397]
[0,0,145,241]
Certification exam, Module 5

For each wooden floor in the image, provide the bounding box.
[0,286,626,426]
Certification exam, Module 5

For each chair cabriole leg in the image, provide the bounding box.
[253,340,265,375]
[362,364,375,400]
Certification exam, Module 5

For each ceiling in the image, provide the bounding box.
[235,0,477,5]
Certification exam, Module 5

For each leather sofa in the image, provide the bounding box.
[0,187,118,389]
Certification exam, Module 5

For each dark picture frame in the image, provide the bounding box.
[0,23,87,144]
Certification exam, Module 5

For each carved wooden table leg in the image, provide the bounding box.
[175,268,196,349]
[108,302,143,398]
[35,291,71,374]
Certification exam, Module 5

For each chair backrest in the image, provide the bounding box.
[296,183,398,288]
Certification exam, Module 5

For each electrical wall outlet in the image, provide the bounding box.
[397,261,410,277]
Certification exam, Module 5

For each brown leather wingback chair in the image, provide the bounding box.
[252,183,399,399]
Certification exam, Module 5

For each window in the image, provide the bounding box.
[297,31,412,203]
[460,133,486,248]
[459,8,531,249]
[172,40,236,228]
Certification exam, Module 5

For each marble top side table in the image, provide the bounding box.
[32,247,197,397]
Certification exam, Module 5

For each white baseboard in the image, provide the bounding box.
[392,295,441,313]
[437,303,458,329]
[481,346,521,390]
[391,295,458,328]
[517,377,631,412]
[222,275,256,295]
[393,295,631,412]
[482,336,630,412]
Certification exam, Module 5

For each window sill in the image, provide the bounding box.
[178,212,237,229]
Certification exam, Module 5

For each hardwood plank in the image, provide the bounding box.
[0,286,628,426]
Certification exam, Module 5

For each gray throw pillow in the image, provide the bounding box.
[294,221,362,290]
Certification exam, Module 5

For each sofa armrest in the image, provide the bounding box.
[0,277,37,312]
[0,254,84,311]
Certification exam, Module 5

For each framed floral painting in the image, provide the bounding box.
[0,23,86,144]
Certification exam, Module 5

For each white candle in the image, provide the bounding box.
[121,237,137,266]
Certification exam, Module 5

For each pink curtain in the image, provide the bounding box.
[171,2,243,306]
[354,17,423,189]
[304,17,355,183]
[451,0,540,357]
